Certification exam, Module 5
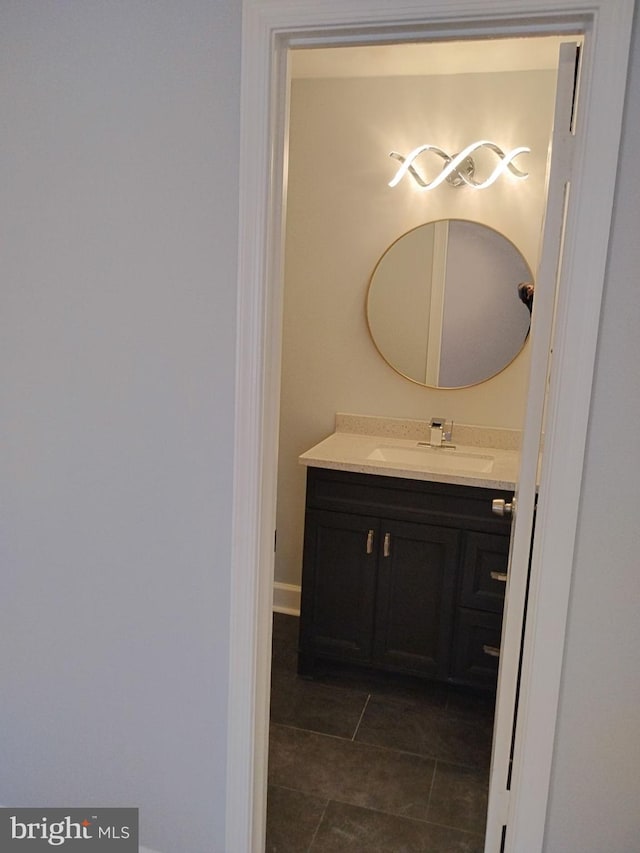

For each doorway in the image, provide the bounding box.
[227,3,634,852]
[269,36,562,849]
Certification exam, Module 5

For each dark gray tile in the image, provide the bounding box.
[436,715,493,770]
[269,724,436,821]
[272,612,299,643]
[427,762,489,836]
[270,669,369,738]
[310,801,485,852]
[268,612,492,845]
[354,696,443,756]
[355,696,493,769]
[271,613,300,674]
[312,662,448,710]
[266,785,328,852]
[445,689,496,724]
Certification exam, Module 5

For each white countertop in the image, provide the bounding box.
[299,431,520,490]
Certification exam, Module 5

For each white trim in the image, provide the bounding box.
[425,221,447,385]
[228,3,634,852]
[273,582,301,616]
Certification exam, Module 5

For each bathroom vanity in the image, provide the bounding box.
[297,422,520,691]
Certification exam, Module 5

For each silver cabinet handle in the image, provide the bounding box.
[492,498,513,517]
[483,644,501,658]
[383,532,391,558]
[366,529,374,555]
[490,571,508,582]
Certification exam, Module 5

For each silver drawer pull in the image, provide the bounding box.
[490,571,508,583]
[366,529,374,555]
[483,644,501,658]
[383,532,391,558]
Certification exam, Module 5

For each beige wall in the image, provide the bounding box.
[276,69,556,589]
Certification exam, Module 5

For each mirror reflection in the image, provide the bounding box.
[366,219,533,388]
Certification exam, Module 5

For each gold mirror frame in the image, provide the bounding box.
[366,219,534,389]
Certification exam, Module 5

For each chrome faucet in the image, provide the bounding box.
[429,418,445,446]
[426,418,454,448]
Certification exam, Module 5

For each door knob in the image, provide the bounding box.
[492,498,513,517]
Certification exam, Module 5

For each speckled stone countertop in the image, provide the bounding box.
[299,413,521,490]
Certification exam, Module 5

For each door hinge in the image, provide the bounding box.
[486,786,510,850]
[495,789,511,827]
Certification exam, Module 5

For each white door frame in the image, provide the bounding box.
[227,2,634,851]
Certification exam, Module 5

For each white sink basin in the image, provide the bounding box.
[366,444,495,473]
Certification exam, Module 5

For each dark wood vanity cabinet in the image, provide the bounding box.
[298,466,512,691]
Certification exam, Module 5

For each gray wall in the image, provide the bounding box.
[543,8,640,852]
[1,2,639,852]
[0,2,239,851]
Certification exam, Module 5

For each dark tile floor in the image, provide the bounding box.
[267,613,495,852]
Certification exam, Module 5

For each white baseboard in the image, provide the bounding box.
[272,582,301,616]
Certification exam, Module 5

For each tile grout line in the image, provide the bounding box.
[306,799,330,853]
[425,757,438,819]
[351,693,371,741]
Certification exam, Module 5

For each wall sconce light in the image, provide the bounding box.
[388,140,530,190]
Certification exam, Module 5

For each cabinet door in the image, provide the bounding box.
[299,509,379,672]
[373,520,460,678]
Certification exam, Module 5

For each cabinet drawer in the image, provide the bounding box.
[459,531,510,613]
[306,467,513,529]
[451,608,502,690]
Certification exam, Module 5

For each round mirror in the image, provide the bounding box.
[366,219,534,389]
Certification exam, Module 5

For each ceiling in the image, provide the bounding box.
[290,36,581,78]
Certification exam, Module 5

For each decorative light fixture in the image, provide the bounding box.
[388,140,530,190]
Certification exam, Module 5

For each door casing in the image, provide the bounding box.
[227,2,635,851]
